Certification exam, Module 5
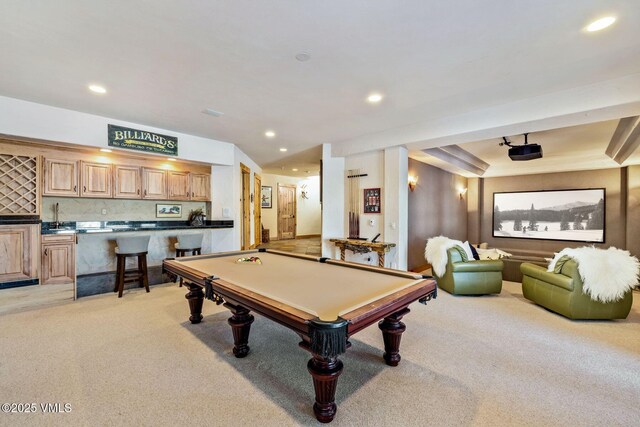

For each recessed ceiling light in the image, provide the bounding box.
[279,148,287,152]
[265,130,276,138]
[305,170,310,174]
[88,84,107,94]
[586,16,616,32]
[292,168,298,172]
[202,108,224,117]
[295,52,311,62]
[367,93,383,103]
[100,148,112,153]
[167,158,177,162]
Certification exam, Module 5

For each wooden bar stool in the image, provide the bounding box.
[175,233,204,287]
[114,235,151,298]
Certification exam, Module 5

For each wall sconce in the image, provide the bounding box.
[458,187,468,199]
[408,175,418,192]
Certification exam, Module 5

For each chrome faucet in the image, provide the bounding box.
[52,202,61,229]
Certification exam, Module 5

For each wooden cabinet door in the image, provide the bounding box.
[41,242,75,285]
[114,165,141,199]
[43,159,79,196]
[0,224,39,283]
[168,171,190,200]
[142,168,167,200]
[81,162,113,198]
[190,173,211,201]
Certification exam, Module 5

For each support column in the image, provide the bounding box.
[321,143,345,258]
[383,146,408,270]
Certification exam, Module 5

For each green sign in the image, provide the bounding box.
[108,124,178,156]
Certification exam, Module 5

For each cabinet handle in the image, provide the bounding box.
[137,189,140,195]
[44,248,48,256]
[144,189,147,196]
[74,185,77,192]
[83,186,87,192]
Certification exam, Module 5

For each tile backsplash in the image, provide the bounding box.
[42,197,208,222]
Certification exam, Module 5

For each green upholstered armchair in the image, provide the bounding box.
[521,260,633,320]
[433,247,503,295]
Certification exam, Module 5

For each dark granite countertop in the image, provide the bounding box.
[0,215,42,225]
[41,220,233,235]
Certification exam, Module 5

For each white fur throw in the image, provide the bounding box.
[425,236,464,277]
[548,246,640,303]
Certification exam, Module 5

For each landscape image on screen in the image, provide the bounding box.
[493,189,605,242]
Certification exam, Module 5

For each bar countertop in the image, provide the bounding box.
[41,220,233,235]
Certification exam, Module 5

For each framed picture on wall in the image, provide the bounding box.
[261,186,272,208]
[492,188,605,242]
[363,188,381,213]
[156,204,182,218]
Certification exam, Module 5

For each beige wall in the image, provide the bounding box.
[472,167,632,255]
[467,177,482,244]
[260,174,321,239]
[407,159,468,271]
[627,165,640,258]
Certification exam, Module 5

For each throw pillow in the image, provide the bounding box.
[454,246,469,262]
[495,248,513,259]
[553,255,572,274]
[476,248,501,260]
[462,241,475,261]
[469,244,480,260]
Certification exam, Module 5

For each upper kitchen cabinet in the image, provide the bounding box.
[80,161,113,198]
[168,171,190,200]
[142,167,167,200]
[0,153,40,215]
[114,165,141,199]
[190,173,211,201]
[43,158,79,197]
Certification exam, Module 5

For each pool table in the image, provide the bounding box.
[163,249,437,423]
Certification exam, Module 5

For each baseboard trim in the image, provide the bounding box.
[0,278,39,290]
[296,234,321,239]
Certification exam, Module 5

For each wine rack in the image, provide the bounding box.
[0,153,40,215]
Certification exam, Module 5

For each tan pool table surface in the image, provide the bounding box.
[170,250,425,321]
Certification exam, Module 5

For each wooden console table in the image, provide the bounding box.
[329,238,396,268]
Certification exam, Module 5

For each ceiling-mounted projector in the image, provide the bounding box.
[499,133,543,161]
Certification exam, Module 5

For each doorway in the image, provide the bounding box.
[277,184,296,240]
[254,173,262,247]
[240,163,251,250]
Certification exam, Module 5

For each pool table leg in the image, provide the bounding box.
[307,354,343,423]
[378,307,410,366]
[225,303,254,358]
[184,282,204,324]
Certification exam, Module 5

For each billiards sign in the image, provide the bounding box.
[108,124,178,156]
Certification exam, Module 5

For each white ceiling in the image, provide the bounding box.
[411,119,640,177]
[1,1,640,176]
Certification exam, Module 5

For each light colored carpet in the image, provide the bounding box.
[0,281,638,426]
